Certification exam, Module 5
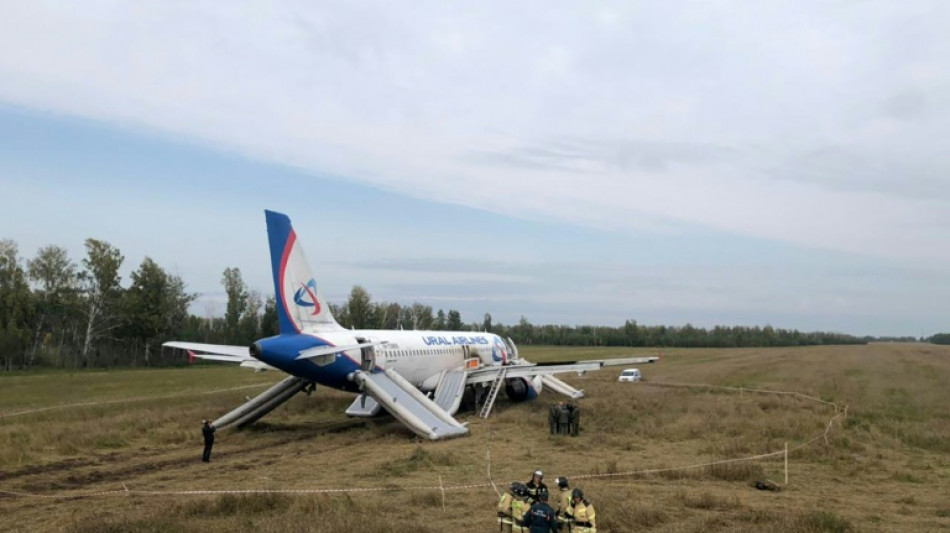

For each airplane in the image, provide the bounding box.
[164,210,658,440]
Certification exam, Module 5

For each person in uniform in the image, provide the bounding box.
[569,401,580,437]
[525,470,548,504]
[548,403,560,435]
[498,482,530,532]
[201,419,215,462]
[565,488,597,532]
[522,488,559,532]
[510,484,531,532]
[557,404,571,435]
[553,476,572,528]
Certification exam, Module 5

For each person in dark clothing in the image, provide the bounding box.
[549,403,559,435]
[569,402,580,437]
[201,419,215,462]
[557,404,570,435]
[526,470,548,504]
[523,489,559,532]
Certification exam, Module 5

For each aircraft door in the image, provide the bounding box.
[357,337,376,372]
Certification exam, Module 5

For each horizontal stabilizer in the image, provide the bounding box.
[163,342,250,359]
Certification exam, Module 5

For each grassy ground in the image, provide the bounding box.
[1,343,948,532]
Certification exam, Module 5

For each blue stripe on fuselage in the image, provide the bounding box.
[256,334,361,392]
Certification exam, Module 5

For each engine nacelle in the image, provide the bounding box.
[505,376,541,402]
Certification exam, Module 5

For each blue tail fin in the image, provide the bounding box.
[265,210,340,334]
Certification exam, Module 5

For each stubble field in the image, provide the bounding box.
[1,343,948,532]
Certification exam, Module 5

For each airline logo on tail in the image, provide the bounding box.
[293,279,321,315]
[491,337,508,364]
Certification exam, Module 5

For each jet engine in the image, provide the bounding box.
[505,377,530,402]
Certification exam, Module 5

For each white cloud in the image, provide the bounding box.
[1,2,948,269]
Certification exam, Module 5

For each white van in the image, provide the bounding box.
[618,368,642,382]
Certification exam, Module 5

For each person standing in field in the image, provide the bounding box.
[565,488,597,532]
[553,476,572,527]
[522,488,559,532]
[526,470,548,504]
[549,403,559,435]
[202,419,215,462]
[557,403,570,435]
[568,401,580,437]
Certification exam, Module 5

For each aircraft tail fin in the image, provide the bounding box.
[265,210,341,334]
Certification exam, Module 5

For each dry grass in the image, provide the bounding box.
[1,343,950,532]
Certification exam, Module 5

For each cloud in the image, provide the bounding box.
[1,1,948,269]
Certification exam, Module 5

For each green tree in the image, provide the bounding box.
[27,244,79,366]
[78,239,124,367]
[931,333,950,345]
[397,305,414,330]
[124,257,195,365]
[0,240,33,370]
[446,309,463,330]
[221,267,248,343]
[238,290,262,344]
[411,303,433,330]
[434,309,446,330]
[345,285,374,329]
[377,302,401,330]
[261,296,279,337]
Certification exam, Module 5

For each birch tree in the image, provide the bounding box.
[78,239,123,367]
[0,240,32,370]
[27,245,79,366]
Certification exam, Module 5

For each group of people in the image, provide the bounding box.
[548,401,580,436]
[497,470,597,532]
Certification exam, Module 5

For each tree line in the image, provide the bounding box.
[5,237,940,371]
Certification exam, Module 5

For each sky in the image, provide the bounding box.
[1,1,948,337]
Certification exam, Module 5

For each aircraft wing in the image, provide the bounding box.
[465,362,599,385]
[295,341,388,361]
[546,356,659,367]
[464,356,659,385]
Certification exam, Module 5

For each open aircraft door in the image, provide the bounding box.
[357,337,377,372]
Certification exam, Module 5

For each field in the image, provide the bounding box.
[1,343,949,532]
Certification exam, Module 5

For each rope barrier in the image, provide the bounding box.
[1,381,845,500]
[487,430,500,498]
[0,383,276,419]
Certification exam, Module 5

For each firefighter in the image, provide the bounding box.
[553,476,572,527]
[525,470,548,504]
[565,488,597,532]
[523,488,559,532]
[498,482,530,532]
[510,484,532,533]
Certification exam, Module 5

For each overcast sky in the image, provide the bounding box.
[1,1,948,337]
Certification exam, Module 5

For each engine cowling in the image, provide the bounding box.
[505,377,540,402]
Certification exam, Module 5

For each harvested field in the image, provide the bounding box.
[1,343,949,532]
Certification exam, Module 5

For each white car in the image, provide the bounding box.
[618,368,642,382]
